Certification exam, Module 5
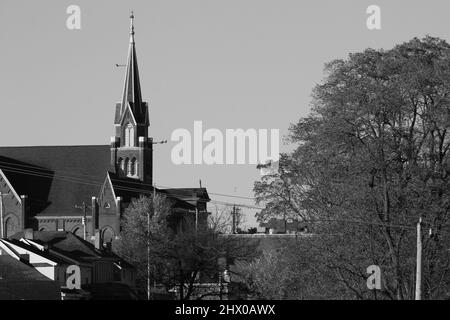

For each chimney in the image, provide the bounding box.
[94,229,101,250]
[24,228,34,240]
[19,253,30,263]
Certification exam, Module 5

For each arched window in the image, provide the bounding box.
[124,158,130,176]
[124,123,134,147]
[118,158,124,174]
[5,215,19,238]
[102,227,115,249]
[130,158,137,176]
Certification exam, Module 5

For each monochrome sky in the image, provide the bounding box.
[1,0,450,228]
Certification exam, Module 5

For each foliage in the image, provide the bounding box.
[253,36,450,299]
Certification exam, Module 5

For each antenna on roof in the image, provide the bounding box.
[199,179,202,188]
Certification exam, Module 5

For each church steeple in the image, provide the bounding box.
[115,12,149,126]
[111,12,153,184]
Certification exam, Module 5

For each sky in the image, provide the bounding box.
[1,0,450,228]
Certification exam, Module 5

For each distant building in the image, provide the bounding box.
[260,218,308,234]
[0,13,210,248]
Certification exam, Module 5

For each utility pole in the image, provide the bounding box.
[195,208,199,232]
[148,139,166,300]
[75,202,90,240]
[231,205,236,234]
[415,217,422,300]
[146,183,158,300]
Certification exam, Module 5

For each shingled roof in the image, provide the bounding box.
[0,255,61,300]
[0,145,210,217]
[0,145,110,216]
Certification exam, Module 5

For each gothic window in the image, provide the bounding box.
[130,158,137,176]
[124,123,134,147]
[124,158,130,176]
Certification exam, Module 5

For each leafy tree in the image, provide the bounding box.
[241,237,353,299]
[115,194,256,300]
[254,36,450,299]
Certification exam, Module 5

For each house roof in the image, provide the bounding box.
[0,255,61,300]
[0,255,54,282]
[10,231,110,263]
[8,232,135,271]
[0,145,110,216]
[2,238,68,265]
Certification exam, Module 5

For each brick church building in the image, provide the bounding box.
[0,14,210,247]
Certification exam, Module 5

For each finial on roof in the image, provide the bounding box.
[129,11,135,43]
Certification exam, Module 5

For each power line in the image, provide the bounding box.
[2,163,450,234]
[0,163,261,208]
[0,159,257,201]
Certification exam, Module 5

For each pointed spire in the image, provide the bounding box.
[129,11,135,43]
[120,11,144,122]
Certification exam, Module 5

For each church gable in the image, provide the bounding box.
[0,169,23,237]
[99,174,118,215]
[120,103,137,128]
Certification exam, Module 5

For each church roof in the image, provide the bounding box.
[0,145,210,217]
[159,188,211,207]
[107,172,204,211]
[0,145,110,216]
